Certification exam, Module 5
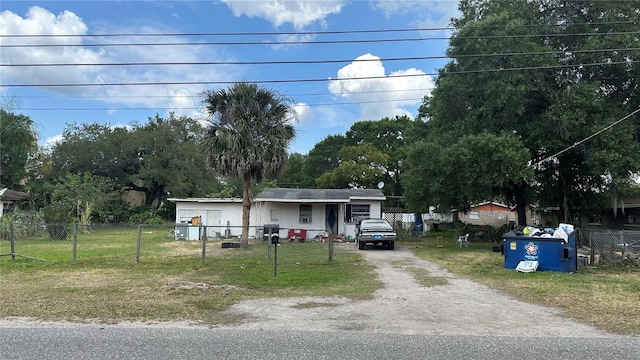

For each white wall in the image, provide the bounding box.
[252,202,330,239]
[174,199,383,240]
[175,201,244,237]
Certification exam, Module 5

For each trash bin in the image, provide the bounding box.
[502,226,577,272]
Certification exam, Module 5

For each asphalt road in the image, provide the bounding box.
[1,326,639,360]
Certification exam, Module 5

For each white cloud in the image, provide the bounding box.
[0,6,236,112]
[293,102,313,125]
[328,53,434,121]
[371,0,460,27]
[221,0,344,29]
[44,134,64,149]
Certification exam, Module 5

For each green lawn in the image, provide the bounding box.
[2,227,638,334]
[0,227,379,325]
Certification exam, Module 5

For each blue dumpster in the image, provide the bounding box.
[502,229,577,272]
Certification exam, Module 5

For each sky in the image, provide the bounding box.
[1,1,460,154]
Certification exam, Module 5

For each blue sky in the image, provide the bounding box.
[1,1,459,154]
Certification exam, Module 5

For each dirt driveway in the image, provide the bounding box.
[220,244,611,337]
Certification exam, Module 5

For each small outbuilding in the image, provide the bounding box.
[0,188,28,217]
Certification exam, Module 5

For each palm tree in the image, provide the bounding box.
[0,108,39,189]
[201,83,296,247]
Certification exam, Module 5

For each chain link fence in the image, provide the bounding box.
[0,221,346,263]
[584,230,640,266]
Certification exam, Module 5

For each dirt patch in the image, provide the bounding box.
[217,244,613,337]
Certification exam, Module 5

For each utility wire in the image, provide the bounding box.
[530,107,640,169]
[3,47,638,67]
[16,97,429,111]
[1,21,635,38]
[3,31,637,47]
[2,60,635,88]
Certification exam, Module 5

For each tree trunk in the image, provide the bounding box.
[240,172,251,248]
[514,187,528,226]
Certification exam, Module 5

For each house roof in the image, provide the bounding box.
[0,188,28,201]
[254,188,386,203]
[168,197,244,203]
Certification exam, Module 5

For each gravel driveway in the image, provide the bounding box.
[219,244,611,337]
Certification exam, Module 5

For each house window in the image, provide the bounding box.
[469,211,480,220]
[589,215,602,225]
[299,204,312,223]
[346,204,370,222]
[627,214,640,225]
[270,209,278,222]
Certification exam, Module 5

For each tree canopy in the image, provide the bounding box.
[0,109,39,190]
[403,0,640,225]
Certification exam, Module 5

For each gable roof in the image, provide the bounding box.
[470,201,511,210]
[0,188,28,201]
[255,188,386,203]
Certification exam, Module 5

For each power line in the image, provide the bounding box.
[3,31,637,48]
[2,60,635,88]
[1,21,635,38]
[530,107,640,169]
[3,47,638,67]
[13,97,429,111]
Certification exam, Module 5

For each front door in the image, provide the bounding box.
[325,204,338,235]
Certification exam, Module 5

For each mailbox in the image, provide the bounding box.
[263,224,280,244]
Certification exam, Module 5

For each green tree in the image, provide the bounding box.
[316,143,389,189]
[278,152,307,188]
[201,82,296,247]
[131,114,216,207]
[302,134,346,188]
[0,109,39,190]
[48,115,219,210]
[407,0,640,225]
[345,115,411,198]
[403,133,534,220]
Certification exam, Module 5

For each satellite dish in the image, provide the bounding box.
[377,181,384,189]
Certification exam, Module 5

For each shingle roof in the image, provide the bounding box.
[0,188,28,201]
[255,188,386,203]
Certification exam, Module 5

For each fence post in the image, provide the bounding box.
[589,232,594,265]
[73,223,78,261]
[9,222,15,260]
[328,233,334,262]
[201,225,207,264]
[136,225,142,263]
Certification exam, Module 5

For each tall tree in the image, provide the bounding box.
[316,143,389,189]
[278,153,307,188]
[48,115,217,209]
[405,0,640,225]
[345,115,411,198]
[302,134,346,188]
[0,109,39,190]
[202,82,296,247]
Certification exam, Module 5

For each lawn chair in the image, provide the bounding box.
[457,233,469,248]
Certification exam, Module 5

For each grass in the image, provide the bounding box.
[2,227,639,335]
[0,227,380,326]
[400,231,640,335]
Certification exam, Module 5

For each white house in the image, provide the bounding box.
[169,188,386,240]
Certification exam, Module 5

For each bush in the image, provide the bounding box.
[129,206,166,225]
[42,201,74,240]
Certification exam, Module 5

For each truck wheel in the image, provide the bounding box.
[358,240,365,250]
[387,242,395,250]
